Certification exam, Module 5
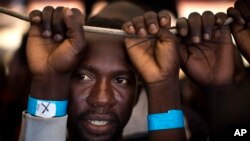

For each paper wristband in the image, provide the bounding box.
[27,96,68,118]
[148,110,184,131]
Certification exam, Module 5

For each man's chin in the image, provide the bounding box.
[80,132,115,141]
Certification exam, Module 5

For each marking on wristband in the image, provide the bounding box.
[41,102,50,114]
[36,101,56,118]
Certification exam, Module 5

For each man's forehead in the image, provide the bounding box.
[80,41,133,73]
[85,32,125,53]
[85,40,126,57]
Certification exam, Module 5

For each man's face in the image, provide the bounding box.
[68,41,138,141]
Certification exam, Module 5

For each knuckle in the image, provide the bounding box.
[159,11,170,19]
[43,6,54,11]
[132,16,145,27]
[189,12,201,18]
[30,10,40,16]
[56,6,64,10]
[216,12,228,19]
[144,11,157,17]
[178,17,187,23]
[159,10,169,16]
[132,16,143,22]
[227,7,235,13]
[122,21,132,29]
[203,11,214,16]
[71,8,82,15]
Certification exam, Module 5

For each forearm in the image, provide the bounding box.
[146,75,186,141]
[30,75,71,100]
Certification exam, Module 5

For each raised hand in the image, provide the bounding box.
[27,7,85,99]
[122,11,179,84]
[177,11,236,87]
[123,11,186,141]
[227,0,250,63]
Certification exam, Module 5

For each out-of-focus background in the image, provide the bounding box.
[0,0,238,141]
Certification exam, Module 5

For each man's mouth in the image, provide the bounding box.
[81,115,117,135]
[88,120,109,126]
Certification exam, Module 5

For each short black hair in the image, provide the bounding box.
[86,16,124,30]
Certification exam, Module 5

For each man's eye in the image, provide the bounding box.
[114,77,128,85]
[78,74,92,81]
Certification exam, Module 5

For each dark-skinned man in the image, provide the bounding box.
[19,1,186,141]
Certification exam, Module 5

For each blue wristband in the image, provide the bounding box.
[27,96,68,118]
[148,109,184,131]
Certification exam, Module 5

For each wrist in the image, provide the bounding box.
[145,75,181,113]
[30,75,71,100]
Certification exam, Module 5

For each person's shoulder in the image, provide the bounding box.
[123,132,148,141]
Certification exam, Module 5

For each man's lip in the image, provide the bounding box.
[83,114,116,121]
[81,119,116,135]
[80,114,117,135]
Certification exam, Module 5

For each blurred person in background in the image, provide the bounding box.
[26,0,84,13]
[0,34,31,141]
[177,1,250,140]
[0,0,27,52]
[85,0,177,18]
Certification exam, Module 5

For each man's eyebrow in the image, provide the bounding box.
[79,64,98,73]
[113,70,133,76]
[79,64,133,75]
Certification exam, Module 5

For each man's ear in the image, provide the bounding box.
[133,83,142,106]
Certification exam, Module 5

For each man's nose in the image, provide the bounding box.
[86,80,116,107]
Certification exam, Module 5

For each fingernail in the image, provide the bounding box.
[149,24,157,34]
[203,33,210,40]
[129,25,135,34]
[42,30,51,37]
[65,8,73,16]
[180,28,188,36]
[216,18,223,25]
[240,18,245,25]
[32,16,41,23]
[160,18,168,26]
[192,36,200,43]
[54,34,63,41]
[139,28,147,37]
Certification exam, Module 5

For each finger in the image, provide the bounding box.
[42,6,54,38]
[202,11,215,41]
[158,10,171,28]
[71,8,85,25]
[235,0,250,27]
[144,11,159,34]
[52,7,65,42]
[235,0,250,20]
[215,12,228,26]
[29,10,42,36]
[62,8,85,52]
[176,17,188,37]
[188,12,202,44]
[227,7,245,25]
[122,21,136,34]
[243,0,250,13]
[29,10,42,24]
[132,16,147,37]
